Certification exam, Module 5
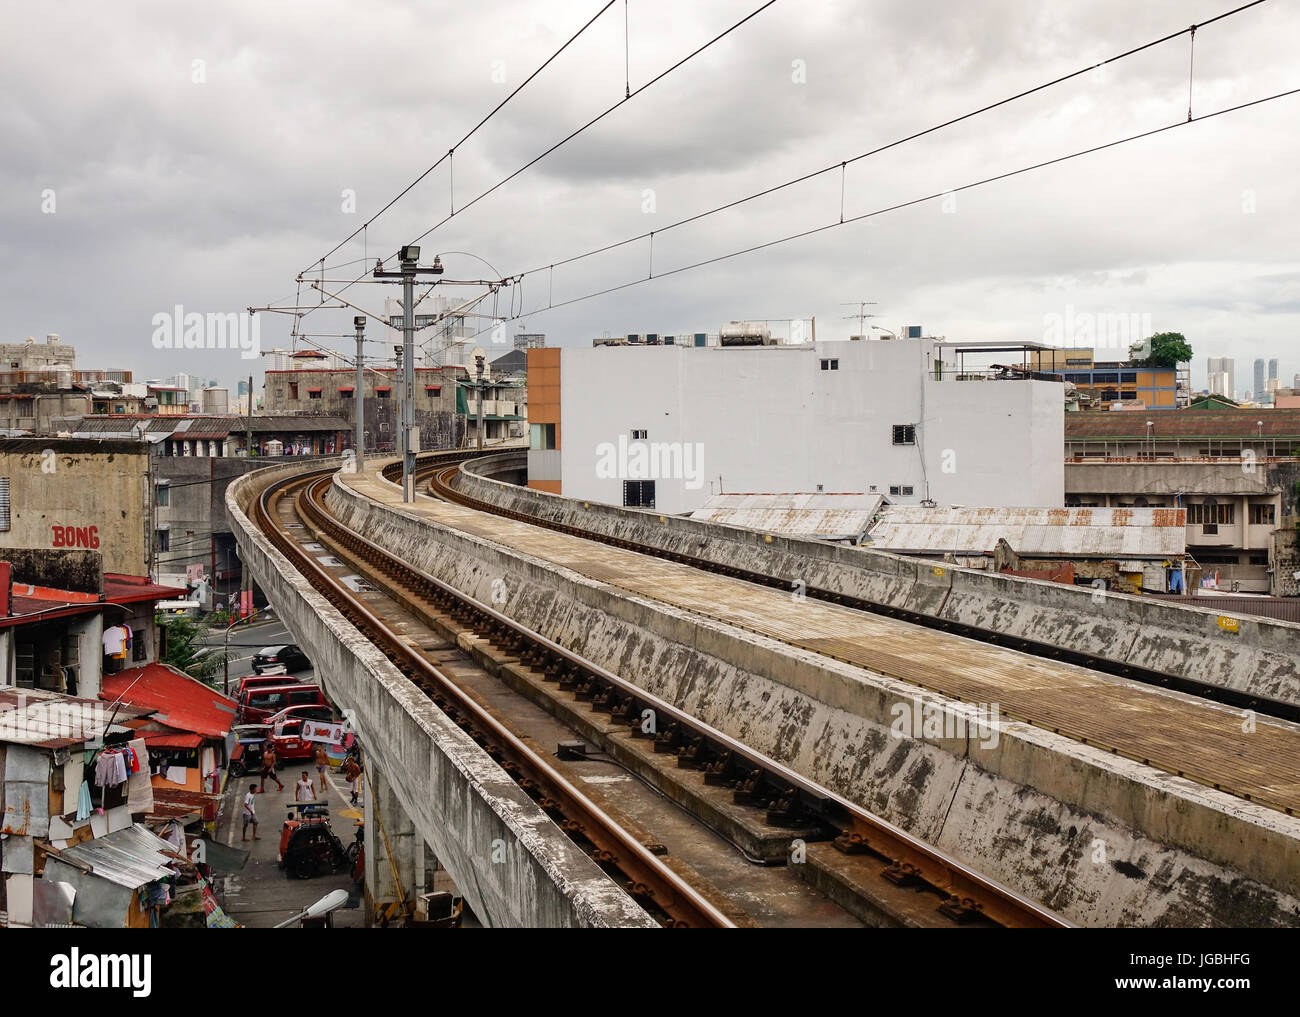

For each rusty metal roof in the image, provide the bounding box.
[865,505,1186,558]
[690,493,883,541]
[54,823,181,889]
[1065,408,1300,440]
[0,688,153,747]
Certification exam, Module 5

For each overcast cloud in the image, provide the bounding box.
[2,0,1298,393]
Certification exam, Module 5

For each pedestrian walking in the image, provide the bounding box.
[315,743,329,792]
[343,755,361,805]
[260,744,284,793]
[295,771,317,802]
[241,784,259,841]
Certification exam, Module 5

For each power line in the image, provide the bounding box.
[290,0,778,328]
[457,86,1300,326]
[301,0,620,277]
[513,0,1268,281]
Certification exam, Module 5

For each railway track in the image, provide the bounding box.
[424,455,1300,725]
[300,453,1071,928]
[420,457,1300,818]
[254,464,732,928]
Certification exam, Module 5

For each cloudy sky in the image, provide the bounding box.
[3,0,1298,395]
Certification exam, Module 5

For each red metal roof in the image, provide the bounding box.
[139,730,204,748]
[2,573,182,628]
[104,574,187,604]
[101,664,238,739]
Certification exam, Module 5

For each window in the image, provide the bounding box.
[1192,498,1233,534]
[901,485,914,496]
[889,485,914,497]
[623,480,655,508]
[308,389,322,400]
[340,389,354,398]
[155,484,170,508]
[892,424,916,445]
[1120,391,1138,400]
[377,389,391,398]
[530,423,557,450]
[1101,390,1119,401]
[1120,371,1137,383]
[820,358,839,371]
[288,382,299,400]
[631,429,648,440]
[1065,358,1090,367]
[0,476,9,531]
[155,528,170,552]
[132,630,146,663]
[1092,373,1120,384]
[1250,503,1276,526]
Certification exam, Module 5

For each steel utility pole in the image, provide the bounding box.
[475,352,486,452]
[373,247,442,501]
[354,316,366,462]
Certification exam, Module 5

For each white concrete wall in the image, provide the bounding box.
[557,340,1064,514]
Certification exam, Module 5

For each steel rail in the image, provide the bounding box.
[252,465,733,928]
[357,456,1073,928]
[434,454,1300,725]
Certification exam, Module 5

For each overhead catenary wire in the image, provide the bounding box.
[300,0,620,277]
[450,85,1300,331]
[288,0,779,329]
[512,0,1268,282]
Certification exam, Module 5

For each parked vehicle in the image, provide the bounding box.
[237,683,326,725]
[232,673,304,699]
[278,802,348,879]
[252,644,312,674]
[263,704,337,730]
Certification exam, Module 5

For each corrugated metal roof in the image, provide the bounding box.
[100,664,237,739]
[0,689,153,746]
[1065,408,1300,440]
[690,493,883,541]
[56,823,180,889]
[865,505,1186,558]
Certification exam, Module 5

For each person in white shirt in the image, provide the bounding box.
[295,772,317,802]
[241,784,259,841]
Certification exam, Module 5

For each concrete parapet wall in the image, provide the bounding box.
[225,461,656,929]
[330,467,1300,927]
[459,454,1300,707]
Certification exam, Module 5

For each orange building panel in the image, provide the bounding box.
[528,479,562,494]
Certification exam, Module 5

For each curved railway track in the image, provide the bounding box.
[254,464,731,928]
[417,458,1300,819]
[255,454,1069,928]
[425,456,1300,725]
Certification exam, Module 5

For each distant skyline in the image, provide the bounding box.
[4,0,1298,396]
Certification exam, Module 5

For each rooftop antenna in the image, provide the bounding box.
[841,301,878,337]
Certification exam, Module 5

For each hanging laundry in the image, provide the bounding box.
[94,749,128,787]
[102,625,127,658]
[76,780,93,821]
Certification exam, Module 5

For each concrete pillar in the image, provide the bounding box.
[363,766,417,921]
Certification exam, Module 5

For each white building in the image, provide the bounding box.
[527,338,1064,514]
[1206,356,1235,400]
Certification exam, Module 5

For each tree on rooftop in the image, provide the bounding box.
[1129,332,1192,368]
